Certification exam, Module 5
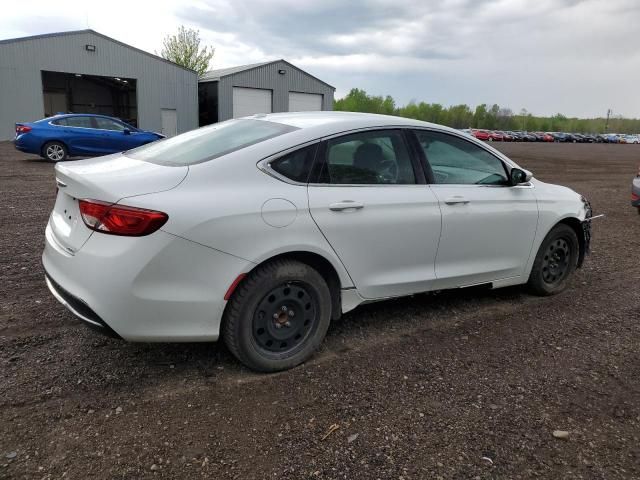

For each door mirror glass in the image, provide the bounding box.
[123,128,131,135]
[510,168,532,185]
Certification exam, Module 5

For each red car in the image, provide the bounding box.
[471,129,491,141]
[488,131,504,141]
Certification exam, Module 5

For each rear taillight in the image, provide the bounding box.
[16,125,31,134]
[78,199,168,237]
[633,192,640,201]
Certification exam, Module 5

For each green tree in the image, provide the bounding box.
[473,104,488,128]
[334,88,640,134]
[159,26,215,76]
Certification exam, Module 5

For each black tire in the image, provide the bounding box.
[527,224,579,296]
[222,259,332,372]
[42,141,67,162]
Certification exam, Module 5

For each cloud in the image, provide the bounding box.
[1,0,639,117]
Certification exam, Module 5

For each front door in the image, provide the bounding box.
[308,129,442,299]
[413,129,539,289]
[161,109,177,137]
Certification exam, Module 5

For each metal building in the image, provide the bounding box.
[198,60,335,126]
[0,29,198,141]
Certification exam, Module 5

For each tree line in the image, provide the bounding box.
[334,88,640,134]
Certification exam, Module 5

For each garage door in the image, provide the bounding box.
[289,92,323,112]
[232,87,272,118]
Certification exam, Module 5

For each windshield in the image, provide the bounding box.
[125,119,298,166]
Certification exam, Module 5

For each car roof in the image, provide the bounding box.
[251,111,456,134]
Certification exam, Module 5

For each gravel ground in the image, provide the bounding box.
[1,141,639,479]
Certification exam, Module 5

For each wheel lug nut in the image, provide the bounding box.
[284,321,291,327]
[273,313,279,319]
[281,306,288,312]
[288,310,295,317]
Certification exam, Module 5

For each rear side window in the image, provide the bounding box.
[319,130,416,185]
[64,116,94,128]
[125,119,298,166]
[268,145,318,183]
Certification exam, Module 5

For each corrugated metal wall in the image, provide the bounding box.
[0,31,198,141]
[216,60,334,121]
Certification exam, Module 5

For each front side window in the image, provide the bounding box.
[415,130,509,185]
[320,130,416,185]
[269,144,317,183]
[125,119,297,166]
[95,118,127,131]
[64,116,94,129]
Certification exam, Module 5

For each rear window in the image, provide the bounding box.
[125,119,298,166]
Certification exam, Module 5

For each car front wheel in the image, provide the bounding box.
[42,141,68,162]
[527,224,579,296]
[222,259,332,372]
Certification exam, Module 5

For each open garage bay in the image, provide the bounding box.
[0,142,639,479]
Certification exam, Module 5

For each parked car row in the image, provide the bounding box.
[461,129,640,144]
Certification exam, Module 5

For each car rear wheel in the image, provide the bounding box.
[527,224,579,296]
[222,259,332,372]
[42,141,67,162]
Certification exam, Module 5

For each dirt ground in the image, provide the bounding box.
[1,140,639,480]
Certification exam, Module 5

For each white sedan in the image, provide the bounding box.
[43,112,594,371]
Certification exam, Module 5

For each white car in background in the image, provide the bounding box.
[43,112,595,372]
[623,135,639,144]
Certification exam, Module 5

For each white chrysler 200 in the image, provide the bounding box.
[43,112,594,372]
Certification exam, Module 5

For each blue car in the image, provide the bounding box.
[14,114,164,162]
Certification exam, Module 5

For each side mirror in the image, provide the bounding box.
[123,129,131,135]
[510,167,532,185]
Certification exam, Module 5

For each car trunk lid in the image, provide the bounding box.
[50,153,187,254]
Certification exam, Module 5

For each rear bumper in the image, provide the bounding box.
[42,222,253,342]
[45,273,121,338]
[13,136,38,154]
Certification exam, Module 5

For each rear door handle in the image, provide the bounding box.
[444,196,470,205]
[329,201,364,211]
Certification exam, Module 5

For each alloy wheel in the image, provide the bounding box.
[46,144,65,161]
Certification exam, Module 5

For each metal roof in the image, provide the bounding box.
[200,59,335,89]
[200,61,274,82]
[0,29,196,73]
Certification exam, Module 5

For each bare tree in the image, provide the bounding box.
[159,26,214,76]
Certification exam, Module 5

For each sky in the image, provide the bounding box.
[2,0,638,118]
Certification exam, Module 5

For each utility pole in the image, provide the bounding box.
[520,108,528,131]
[605,109,612,133]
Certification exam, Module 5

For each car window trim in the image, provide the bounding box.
[310,127,423,187]
[257,140,322,186]
[411,127,513,187]
[48,116,135,132]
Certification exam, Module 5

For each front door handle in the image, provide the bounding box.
[329,201,364,211]
[444,196,470,205]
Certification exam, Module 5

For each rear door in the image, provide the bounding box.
[413,129,539,288]
[307,129,442,299]
[58,116,104,155]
